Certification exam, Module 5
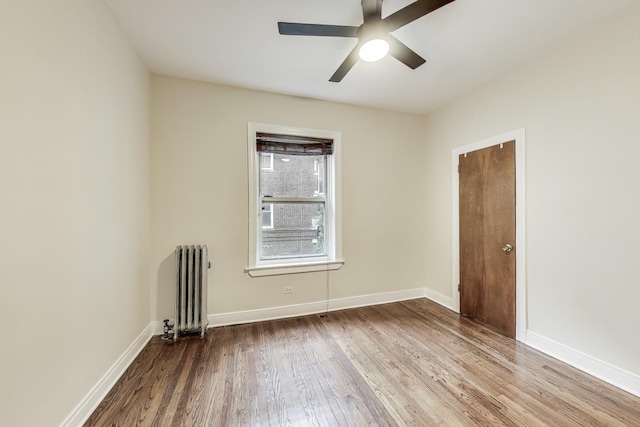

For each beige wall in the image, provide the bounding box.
[423,6,640,375]
[0,1,150,425]
[151,76,426,321]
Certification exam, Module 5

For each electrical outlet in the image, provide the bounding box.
[283,287,293,294]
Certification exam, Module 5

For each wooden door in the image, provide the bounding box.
[459,141,516,337]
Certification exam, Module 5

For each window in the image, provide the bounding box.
[247,123,343,276]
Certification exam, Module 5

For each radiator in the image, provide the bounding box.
[174,245,209,339]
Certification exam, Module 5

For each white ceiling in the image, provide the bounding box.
[104,0,636,115]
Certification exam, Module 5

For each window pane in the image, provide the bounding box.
[314,158,325,195]
[260,203,326,259]
[261,203,273,228]
[260,153,325,198]
[260,153,273,170]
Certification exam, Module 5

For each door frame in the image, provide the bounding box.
[451,128,526,342]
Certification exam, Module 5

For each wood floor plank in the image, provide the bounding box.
[85,299,640,426]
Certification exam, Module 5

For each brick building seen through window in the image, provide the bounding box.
[260,152,325,259]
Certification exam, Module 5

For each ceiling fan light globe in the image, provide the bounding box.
[359,39,389,62]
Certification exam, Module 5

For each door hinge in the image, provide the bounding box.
[458,284,460,292]
[457,164,460,173]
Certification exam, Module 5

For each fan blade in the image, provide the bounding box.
[361,0,383,23]
[384,0,455,32]
[278,22,359,37]
[388,34,426,69]
[329,45,360,82]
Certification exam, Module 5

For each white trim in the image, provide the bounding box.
[207,288,426,327]
[526,331,640,398]
[59,323,154,427]
[247,122,343,277]
[424,288,456,311]
[246,259,344,277]
[451,128,527,342]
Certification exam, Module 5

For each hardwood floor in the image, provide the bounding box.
[86,299,640,426]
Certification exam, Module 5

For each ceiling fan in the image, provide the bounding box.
[278,0,456,82]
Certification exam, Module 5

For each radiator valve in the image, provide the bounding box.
[161,319,175,341]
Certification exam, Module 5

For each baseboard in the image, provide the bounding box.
[526,330,640,398]
[423,288,456,311]
[60,323,154,427]
[208,288,426,327]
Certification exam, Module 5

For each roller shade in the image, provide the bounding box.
[256,132,333,156]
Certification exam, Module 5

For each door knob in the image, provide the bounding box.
[502,244,513,253]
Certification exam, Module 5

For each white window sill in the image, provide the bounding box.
[246,259,344,277]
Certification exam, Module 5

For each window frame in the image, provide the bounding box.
[246,122,343,277]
